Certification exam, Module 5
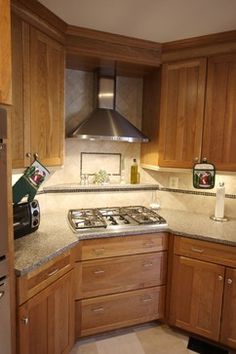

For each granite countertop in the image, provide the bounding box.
[14,208,236,276]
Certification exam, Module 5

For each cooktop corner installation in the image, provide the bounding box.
[68,206,167,233]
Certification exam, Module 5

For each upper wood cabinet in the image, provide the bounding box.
[11,13,65,169]
[202,53,236,171]
[0,0,12,105]
[158,58,207,168]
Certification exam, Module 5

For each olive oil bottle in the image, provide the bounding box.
[130,159,138,184]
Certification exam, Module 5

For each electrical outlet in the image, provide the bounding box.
[169,177,179,188]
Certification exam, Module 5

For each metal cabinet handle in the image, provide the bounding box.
[194,157,199,162]
[0,138,6,151]
[26,152,32,158]
[92,307,104,313]
[142,297,153,303]
[143,241,155,248]
[227,278,233,285]
[21,317,29,325]
[218,275,223,281]
[93,248,105,255]
[47,268,59,277]
[33,153,39,160]
[143,262,153,268]
[93,269,105,275]
[191,247,204,253]
[0,291,4,299]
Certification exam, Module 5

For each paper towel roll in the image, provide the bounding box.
[214,182,225,219]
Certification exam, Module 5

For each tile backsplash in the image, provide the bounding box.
[12,69,236,218]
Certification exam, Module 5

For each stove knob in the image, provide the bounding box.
[33,220,38,227]
[33,210,39,217]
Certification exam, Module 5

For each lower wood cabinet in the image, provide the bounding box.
[73,233,168,337]
[17,271,74,354]
[169,236,236,349]
[169,255,224,340]
[76,286,165,337]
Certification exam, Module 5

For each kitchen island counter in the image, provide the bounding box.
[14,208,236,276]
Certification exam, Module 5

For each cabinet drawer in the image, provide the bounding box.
[73,233,168,261]
[76,286,165,337]
[76,252,167,299]
[174,236,236,267]
[17,251,72,305]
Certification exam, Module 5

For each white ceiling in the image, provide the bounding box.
[39,0,236,43]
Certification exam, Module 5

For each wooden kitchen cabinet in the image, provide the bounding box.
[158,58,207,168]
[11,12,64,168]
[73,233,168,337]
[202,53,236,171]
[169,235,236,349]
[220,268,236,349]
[169,255,224,341]
[0,0,12,105]
[18,271,74,354]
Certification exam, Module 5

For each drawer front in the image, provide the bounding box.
[174,236,236,267]
[17,252,72,305]
[76,252,167,299]
[73,233,168,261]
[76,286,165,336]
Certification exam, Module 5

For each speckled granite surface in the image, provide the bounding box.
[14,209,236,276]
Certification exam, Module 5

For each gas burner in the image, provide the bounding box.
[68,206,167,232]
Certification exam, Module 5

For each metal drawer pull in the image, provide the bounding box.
[94,269,105,275]
[93,248,105,255]
[142,297,153,303]
[92,307,104,313]
[0,291,4,299]
[227,278,233,285]
[218,275,223,281]
[143,262,153,268]
[47,268,59,277]
[191,247,204,253]
[21,317,29,325]
[143,241,155,248]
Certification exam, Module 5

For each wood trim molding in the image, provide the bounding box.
[11,0,66,44]
[66,25,162,67]
[162,30,236,61]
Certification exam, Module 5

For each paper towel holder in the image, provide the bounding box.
[210,215,228,222]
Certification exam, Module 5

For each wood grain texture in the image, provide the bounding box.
[18,271,74,354]
[158,58,207,168]
[72,233,168,261]
[169,255,224,341]
[75,252,167,299]
[11,0,66,44]
[0,0,12,105]
[220,268,236,349]
[17,251,72,305]
[202,53,236,171]
[174,236,236,267]
[66,25,161,67]
[11,13,31,168]
[140,69,161,167]
[162,30,236,62]
[77,286,165,337]
[29,27,65,166]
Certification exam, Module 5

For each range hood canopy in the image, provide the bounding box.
[69,74,149,143]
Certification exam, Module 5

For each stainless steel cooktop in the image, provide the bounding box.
[68,206,167,232]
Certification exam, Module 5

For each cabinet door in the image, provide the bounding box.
[202,53,236,171]
[30,28,64,167]
[169,255,224,341]
[11,14,31,168]
[18,271,74,354]
[220,268,236,349]
[0,0,12,105]
[158,59,206,168]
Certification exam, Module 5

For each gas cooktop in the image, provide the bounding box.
[68,206,167,232]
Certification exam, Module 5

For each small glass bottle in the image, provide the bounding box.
[130,159,138,184]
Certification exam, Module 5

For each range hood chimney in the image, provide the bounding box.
[69,73,149,143]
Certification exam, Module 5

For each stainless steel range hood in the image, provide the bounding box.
[69,75,149,143]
